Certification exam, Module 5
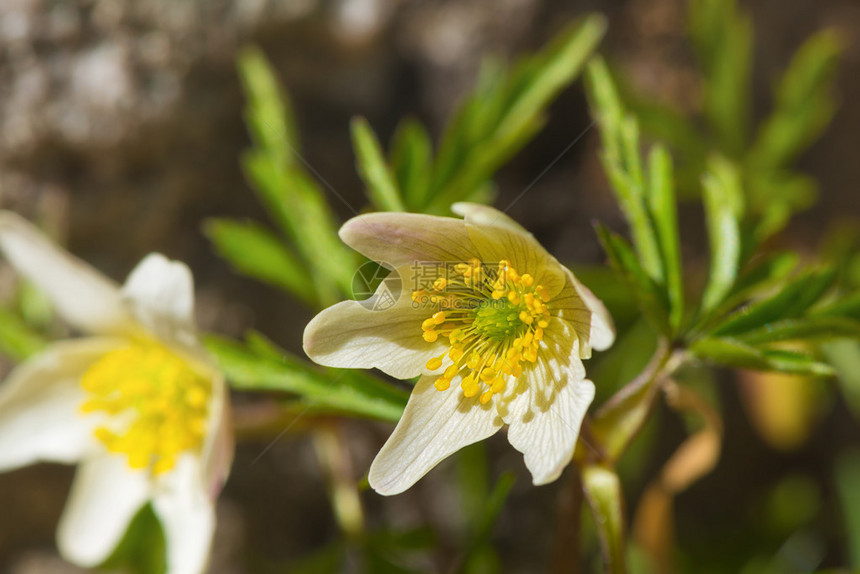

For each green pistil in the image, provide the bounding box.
[471,299,527,342]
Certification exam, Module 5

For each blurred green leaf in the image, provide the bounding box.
[750,30,843,170]
[810,291,860,321]
[689,0,753,155]
[835,450,860,569]
[700,156,743,312]
[390,119,433,210]
[204,218,318,307]
[425,14,606,213]
[101,504,166,574]
[690,337,835,376]
[581,463,627,574]
[204,334,408,423]
[0,306,48,362]
[712,267,836,337]
[647,145,684,332]
[351,117,407,212]
[821,339,860,420]
[737,316,860,345]
[596,223,670,335]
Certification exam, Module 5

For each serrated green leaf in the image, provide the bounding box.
[738,316,860,345]
[700,156,743,312]
[690,337,834,376]
[712,267,836,337]
[0,306,48,362]
[204,334,408,423]
[351,117,406,212]
[581,463,627,573]
[647,145,683,331]
[596,224,670,335]
[390,119,433,210]
[204,218,318,307]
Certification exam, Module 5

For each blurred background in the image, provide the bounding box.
[0,0,858,572]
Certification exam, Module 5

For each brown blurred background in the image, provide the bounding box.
[0,0,858,572]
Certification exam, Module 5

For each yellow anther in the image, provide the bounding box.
[538,320,549,329]
[507,291,521,305]
[444,364,459,379]
[423,330,438,342]
[534,327,544,341]
[521,274,534,287]
[426,357,443,371]
[411,290,427,302]
[449,347,464,362]
[434,377,451,391]
[479,390,493,404]
[491,378,506,393]
[422,318,437,331]
[519,310,534,325]
[480,368,496,381]
[432,311,447,324]
[491,290,504,300]
[433,277,447,291]
[535,285,550,301]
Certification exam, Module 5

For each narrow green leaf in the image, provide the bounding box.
[835,451,860,568]
[810,291,860,321]
[0,306,48,362]
[690,337,835,376]
[351,117,406,212]
[204,218,318,307]
[596,224,670,335]
[390,119,433,210]
[647,145,683,331]
[204,335,408,423]
[712,267,836,337]
[822,339,860,420]
[738,316,860,345]
[700,156,743,312]
[581,463,628,574]
[750,30,843,169]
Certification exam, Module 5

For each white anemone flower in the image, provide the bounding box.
[304,203,615,495]
[0,212,233,574]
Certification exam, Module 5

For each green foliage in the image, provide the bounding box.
[835,451,860,569]
[205,332,408,423]
[0,304,48,362]
[352,14,607,215]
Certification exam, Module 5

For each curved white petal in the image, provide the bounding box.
[369,375,504,495]
[57,453,151,567]
[0,338,125,471]
[303,275,447,379]
[153,455,216,574]
[122,254,198,349]
[339,212,476,269]
[456,205,567,299]
[568,270,615,352]
[0,211,133,335]
[499,320,592,485]
[201,373,233,499]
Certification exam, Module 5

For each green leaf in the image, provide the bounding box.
[738,316,860,345]
[204,334,408,423]
[822,339,860,420]
[750,30,843,170]
[810,291,860,321]
[581,463,627,574]
[101,504,166,574]
[712,267,836,337]
[700,156,743,312]
[0,306,48,362]
[647,145,683,331]
[204,218,318,307]
[390,119,433,210]
[690,337,835,376]
[596,224,670,335]
[351,117,406,212]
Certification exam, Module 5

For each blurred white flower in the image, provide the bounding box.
[0,212,233,574]
[304,203,614,495]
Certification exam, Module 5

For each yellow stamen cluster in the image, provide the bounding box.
[80,343,211,475]
[415,259,551,405]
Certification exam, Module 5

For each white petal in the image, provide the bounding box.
[368,375,504,495]
[122,254,198,348]
[568,270,615,352]
[57,454,151,567]
[200,373,233,499]
[503,328,593,484]
[153,455,216,574]
[303,274,447,379]
[456,205,567,299]
[0,338,124,471]
[0,211,133,335]
[339,212,476,268]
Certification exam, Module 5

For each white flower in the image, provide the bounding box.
[0,212,233,574]
[303,203,614,495]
